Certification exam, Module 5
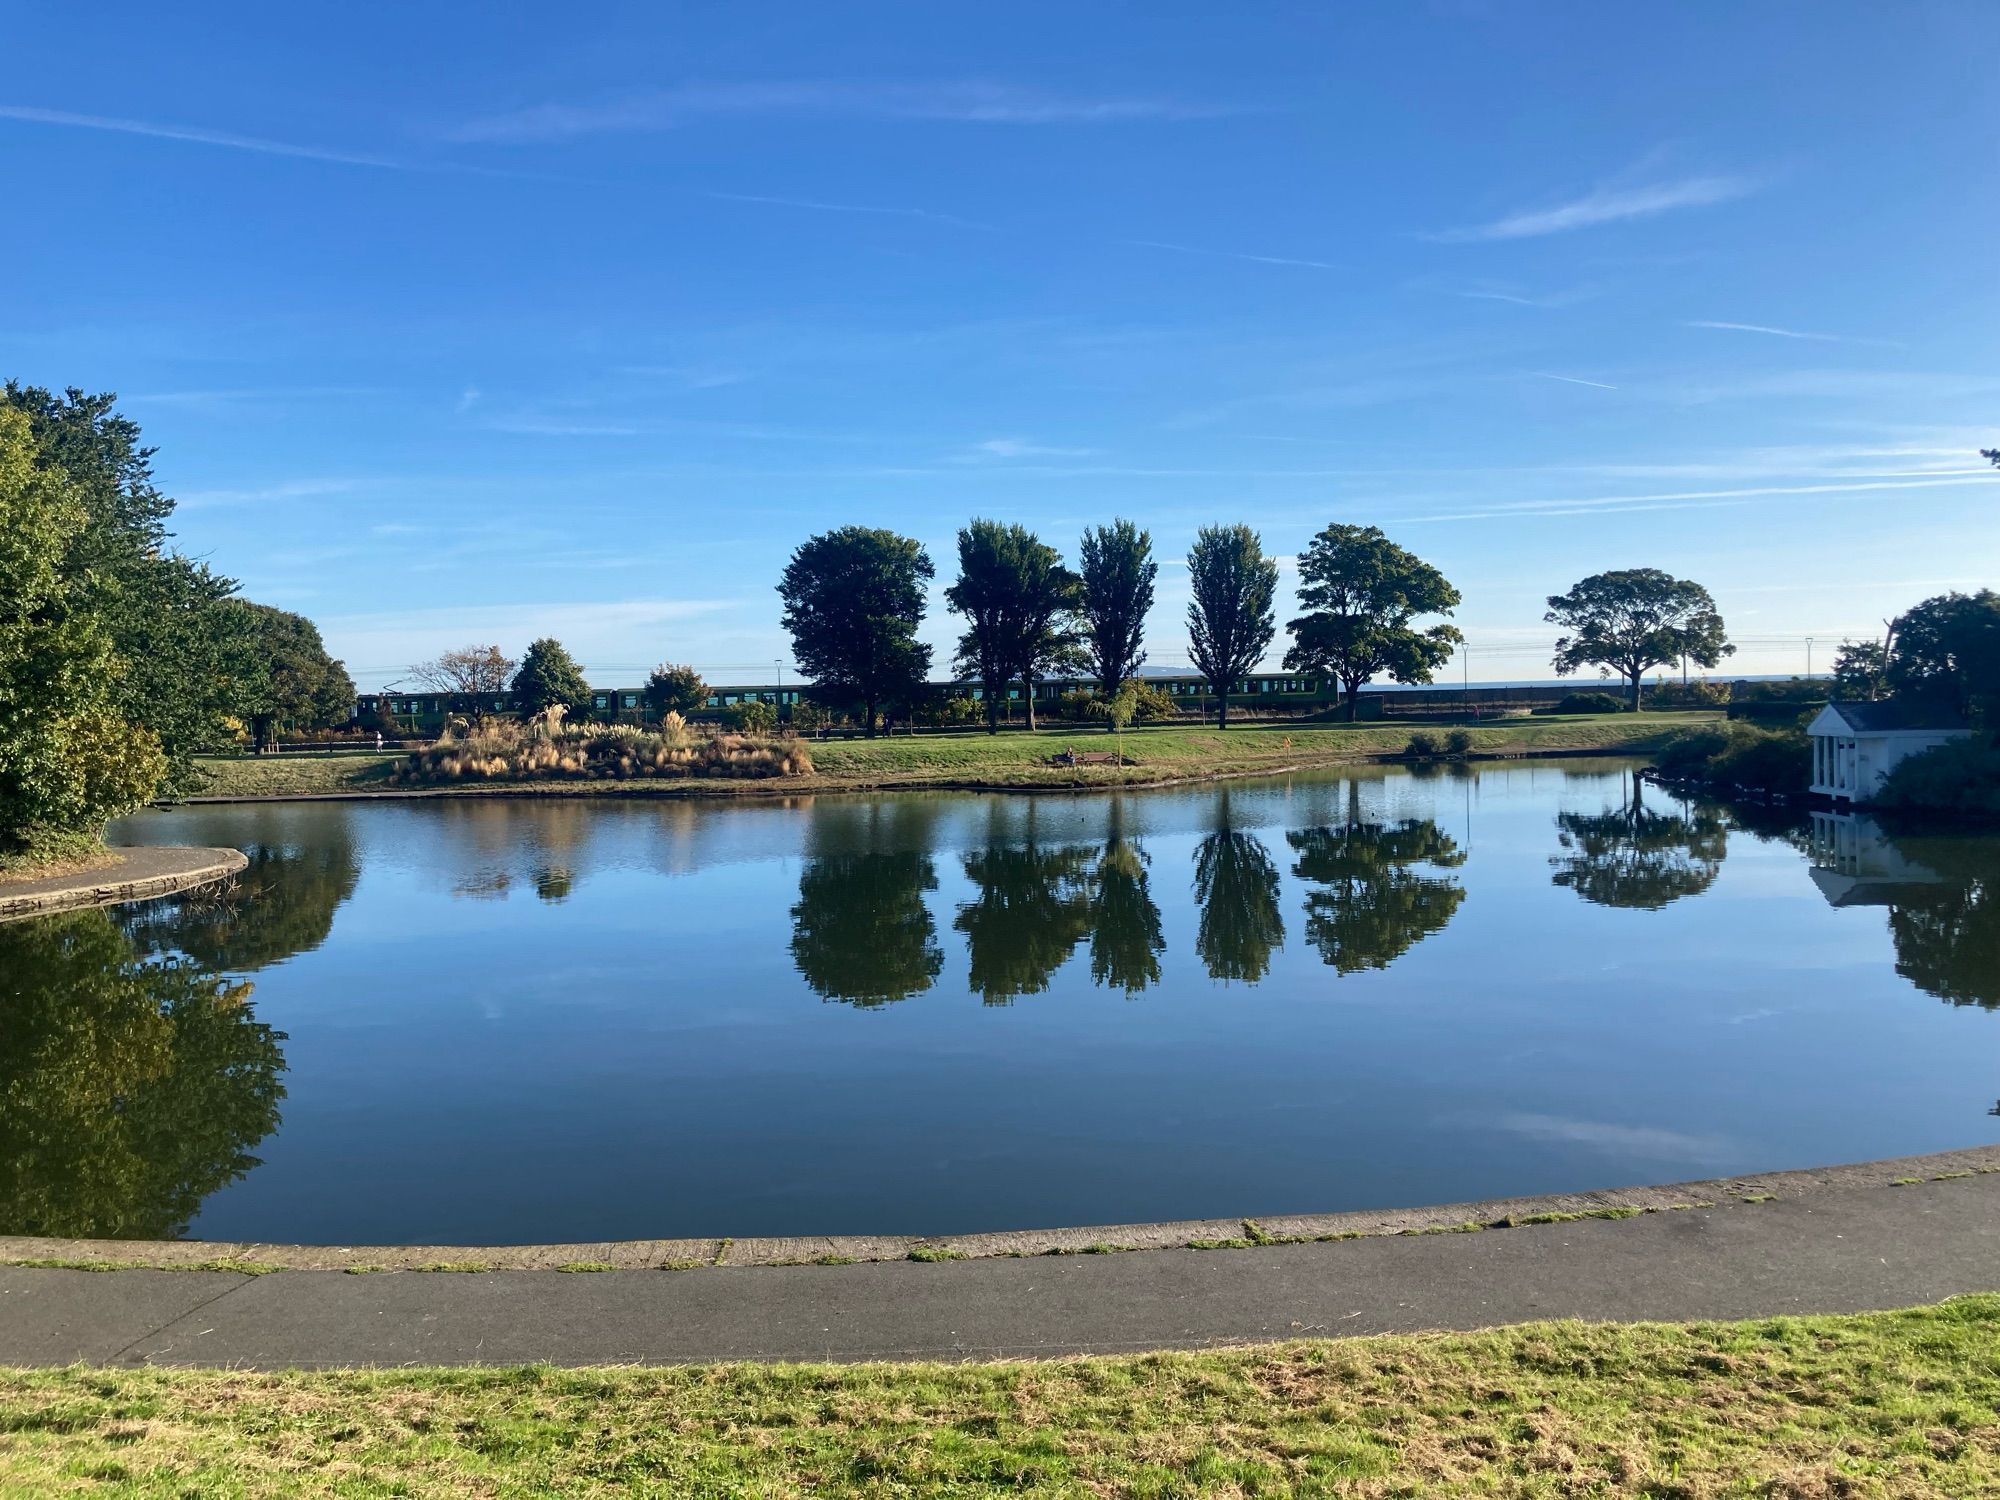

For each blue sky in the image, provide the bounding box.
[6,2,1997,689]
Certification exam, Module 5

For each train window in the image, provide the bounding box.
[593,695,608,709]
[622,694,637,708]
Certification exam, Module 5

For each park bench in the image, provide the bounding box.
[1048,750,1128,767]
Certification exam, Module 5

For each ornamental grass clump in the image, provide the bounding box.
[396,717,811,784]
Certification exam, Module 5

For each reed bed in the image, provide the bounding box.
[395,715,812,784]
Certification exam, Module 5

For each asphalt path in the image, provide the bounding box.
[5,1174,1996,1368]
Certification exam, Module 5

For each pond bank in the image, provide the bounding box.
[9,1142,1994,1272]
[0,845,247,922]
[177,712,1714,805]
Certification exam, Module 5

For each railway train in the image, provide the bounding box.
[357,672,1585,733]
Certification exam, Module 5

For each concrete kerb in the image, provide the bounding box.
[9,1143,1998,1274]
[0,846,247,922]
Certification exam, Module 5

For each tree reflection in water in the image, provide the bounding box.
[789,800,945,1006]
[0,909,285,1239]
[955,805,1096,1004]
[1288,783,1467,974]
[1550,772,1727,909]
[1811,817,2000,1010]
[1192,793,1285,983]
[1089,799,1166,996]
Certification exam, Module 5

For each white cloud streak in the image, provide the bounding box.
[1686,319,1862,343]
[449,82,1224,144]
[1124,239,1341,272]
[1530,372,1619,391]
[708,190,995,231]
[1431,174,1756,241]
[0,103,407,168]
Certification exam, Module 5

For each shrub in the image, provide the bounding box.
[1443,728,1474,756]
[1644,678,1730,709]
[643,663,709,719]
[726,700,777,734]
[1875,737,2000,820]
[1655,723,1808,796]
[1551,691,1627,715]
[1129,682,1181,721]
[1404,729,1443,759]
[396,719,811,784]
[1058,688,1099,721]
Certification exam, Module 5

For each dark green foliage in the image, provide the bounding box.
[727,699,778,733]
[1078,520,1158,701]
[1876,738,2000,821]
[789,804,944,1005]
[644,662,710,719]
[1833,639,1891,700]
[946,520,1083,733]
[220,601,356,745]
[1089,826,1166,995]
[121,817,360,973]
[3,384,245,792]
[778,527,933,737]
[1186,525,1278,730]
[1545,569,1733,710]
[0,407,167,863]
[1884,590,2000,725]
[0,909,286,1238]
[1552,691,1629,715]
[1287,809,1467,973]
[1655,723,1810,796]
[1876,834,2000,1006]
[956,833,1096,1002]
[1443,728,1474,755]
[510,638,592,720]
[1284,524,1462,721]
[1551,779,1727,909]
[1404,730,1443,758]
[1192,796,1284,982]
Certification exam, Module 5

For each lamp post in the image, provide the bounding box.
[1806,637,1815,681]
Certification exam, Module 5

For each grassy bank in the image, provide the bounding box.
[187,712,1715,801]
[3,1297,1996,1495]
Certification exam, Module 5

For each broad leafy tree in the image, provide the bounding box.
[3,384,245,795]
[0,909,286,1238]
[1186,525,1279,730]
[1883,590,2000,725]
[410,644,516,696]
[221,600,357,747]
[1549,777,1727,909]
[0,407,166,864]
[1832,639,1891,700]
[777,527,933,737]
[510,637,592,720]
[1078,520,1158,709]
[946,520,1082,733]
[1545,568,1733,710]
[644,662,710,719]
[1284,524,1462,721]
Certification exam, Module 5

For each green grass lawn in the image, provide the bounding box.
[188,713,1716,801]
[4,1297,1997,1495]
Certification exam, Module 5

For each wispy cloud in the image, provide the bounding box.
[1124,239,1341,272]
[449,81,1226,144]
[1529,371,1619,391]
[708,190,995,232]
[1431,173,1756,242]
[955,438,1100,462]
[0,103,408,169]
[454,388,482,415]
[1685,319,1876,345]
[1400,472,1995,525]
[177,479,357,509]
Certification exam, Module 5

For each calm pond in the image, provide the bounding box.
[7,758,1997,1244]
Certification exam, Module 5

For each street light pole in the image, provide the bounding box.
[1806,637,1815,681]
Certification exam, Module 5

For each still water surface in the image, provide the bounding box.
[6,759,1996,1244]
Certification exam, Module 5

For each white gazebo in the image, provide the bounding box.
[1807,701,1970,803]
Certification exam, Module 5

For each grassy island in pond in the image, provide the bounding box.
[3,1298,1997,1495]
[185,711,1717,801]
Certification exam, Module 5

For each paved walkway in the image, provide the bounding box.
[6,1173,1997,1368]
[0,846,246,921]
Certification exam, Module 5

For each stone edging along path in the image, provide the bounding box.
[0,846,247,923]
[9,1143,1997,1274]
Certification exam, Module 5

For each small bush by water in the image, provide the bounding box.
[1547,690,1628,715]
[1654,722,1809,796]
[396,714,812,784]
[1877,736,2000,820]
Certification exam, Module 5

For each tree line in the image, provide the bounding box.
[771,519,1740,735]
[0,385,356,866]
